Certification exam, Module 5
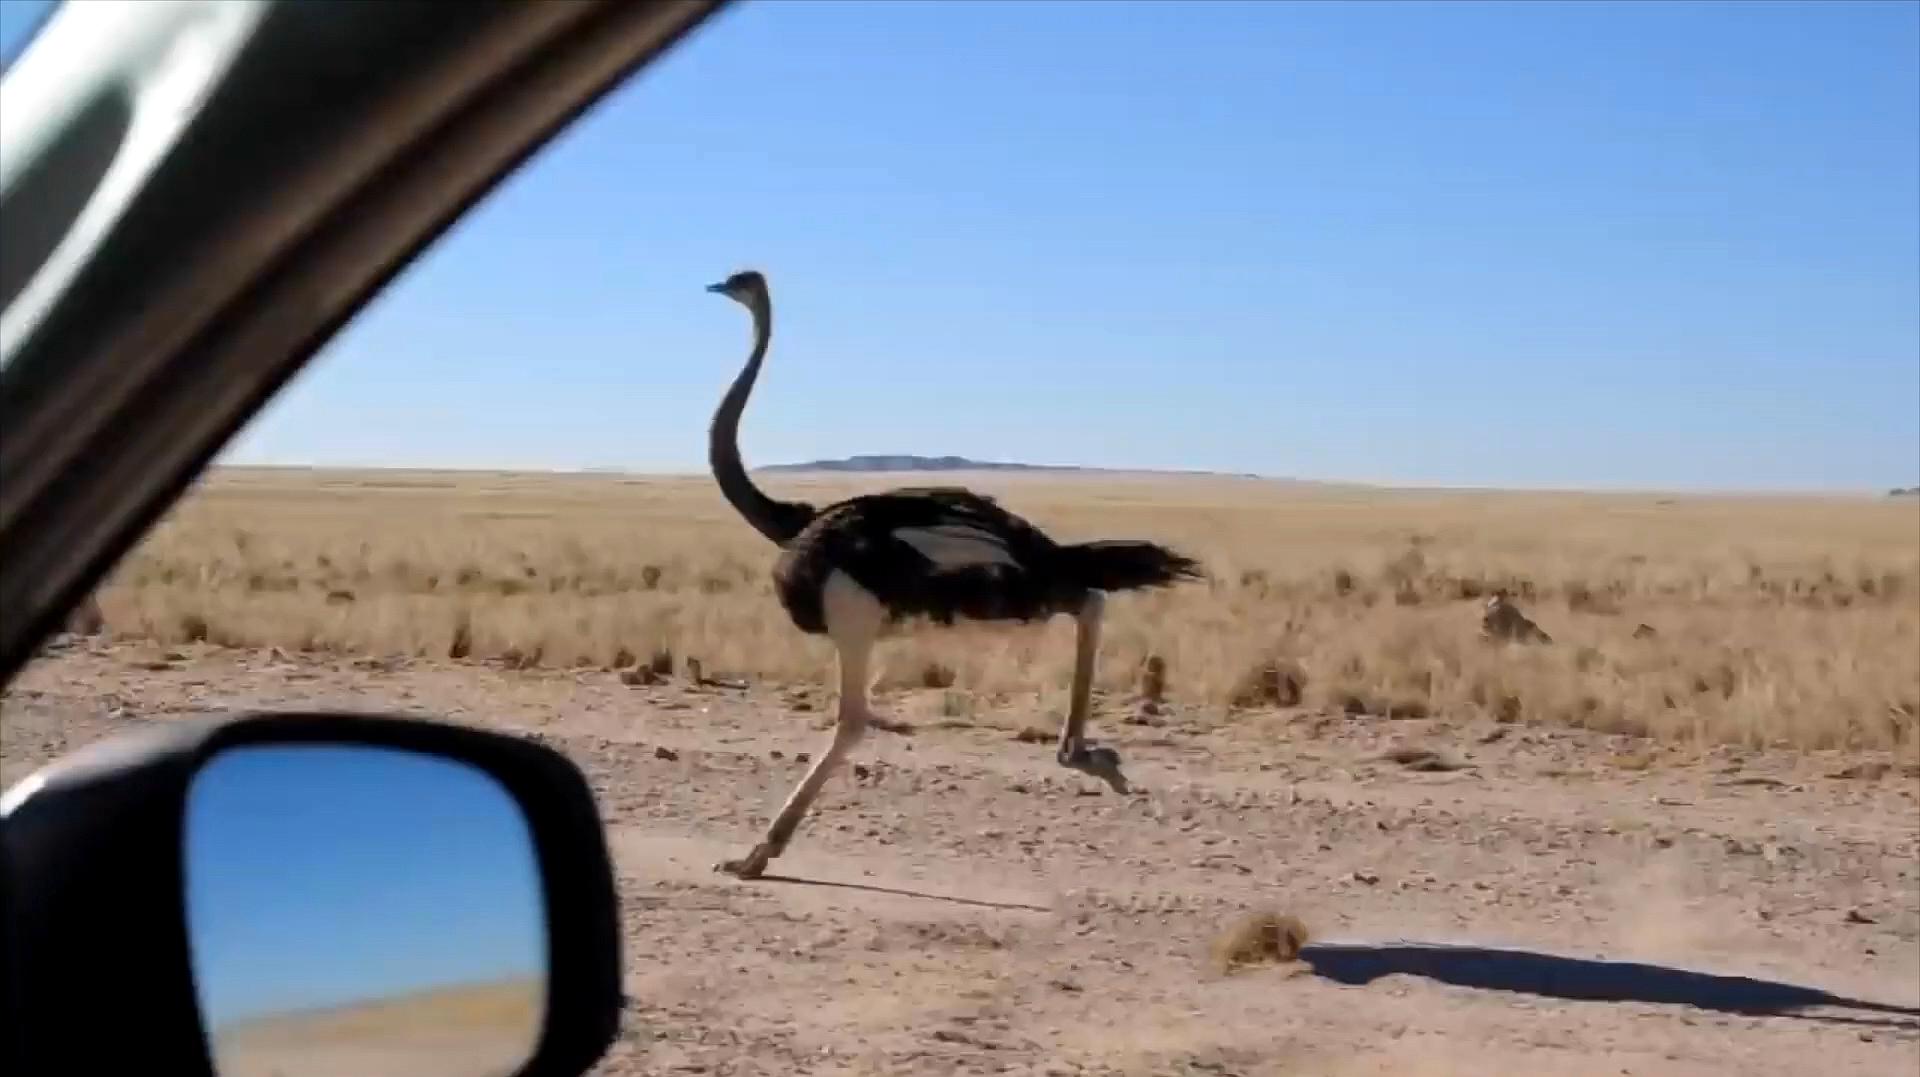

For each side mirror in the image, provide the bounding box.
[185,743,549,1076]
[0,713,622,1077]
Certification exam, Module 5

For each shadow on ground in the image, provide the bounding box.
[758,872,1051,913]
[1301,942,1920,1030]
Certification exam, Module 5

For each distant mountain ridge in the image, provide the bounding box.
[758,454,1260,479]
[761,454,1067,473]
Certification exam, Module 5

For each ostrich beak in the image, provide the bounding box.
[705,281,729,294]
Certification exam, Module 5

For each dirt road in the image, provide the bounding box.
[6,643,1917,1075]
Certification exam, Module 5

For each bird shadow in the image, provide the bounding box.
[756,871,1051,913]
[1298,941,1920,1030]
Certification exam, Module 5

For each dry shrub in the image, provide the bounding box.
[65,593,106,635]
[448,610,473,660]
[1377,746,1465,771]
[1610,747,1657,771]
[918,661,957,689]
[1229,660,1305,709]
[1210,910,1311,974]
[1140,653,1168,703]
[1566,581,1621,615]
[97,468,1920,751]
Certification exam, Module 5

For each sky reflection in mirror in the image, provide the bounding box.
[184,743,547,1030]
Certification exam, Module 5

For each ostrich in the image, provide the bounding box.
[1482,591,1552,645]
[703,269,1206,880]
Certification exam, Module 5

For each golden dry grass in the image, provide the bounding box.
[1210,911,1312,974]
[210,977,543,1077]
[213,976,545,1042]
[91,467,1920,751]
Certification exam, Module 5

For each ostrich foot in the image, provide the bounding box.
[1058,742,1131,795]
[714,843,775,879]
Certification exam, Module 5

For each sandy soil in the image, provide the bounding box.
[208,979,542,1077]
[5,640,1917,1076]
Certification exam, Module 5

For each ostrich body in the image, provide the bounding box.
[704,269,1204,880]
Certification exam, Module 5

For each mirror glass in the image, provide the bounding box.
[183,743,548,1077]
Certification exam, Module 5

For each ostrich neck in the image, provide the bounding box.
[708,296,794,544]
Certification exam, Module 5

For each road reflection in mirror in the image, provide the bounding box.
[184,743,549,1077]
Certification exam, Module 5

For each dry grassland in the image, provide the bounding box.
[209,977,543,1077]
[213,976,544,1045]
[91,467,1919,751]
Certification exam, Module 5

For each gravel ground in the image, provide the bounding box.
[6,641,1916,1076]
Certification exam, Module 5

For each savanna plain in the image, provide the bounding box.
[6,468,1918,1075]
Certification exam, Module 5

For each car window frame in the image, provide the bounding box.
[0,0,736,684]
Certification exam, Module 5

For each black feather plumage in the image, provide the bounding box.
[770,486,1200,634]
[704,270,1206,637]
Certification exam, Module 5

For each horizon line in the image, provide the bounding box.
[205,462,1915,499]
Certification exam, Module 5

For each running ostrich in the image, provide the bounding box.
[703,269,1205,880]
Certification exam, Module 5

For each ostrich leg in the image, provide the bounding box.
[1056,590,1129,793]
[718,574,883,879]
[716,632,874,879]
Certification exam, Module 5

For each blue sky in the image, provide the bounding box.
[183,744,546,1028]
[5,0,1917,490]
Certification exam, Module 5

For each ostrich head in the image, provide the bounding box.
[706,270,768,308]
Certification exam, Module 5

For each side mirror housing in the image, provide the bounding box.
[1,711,622,1077]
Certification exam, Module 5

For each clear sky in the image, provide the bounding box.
[5,0,1917,490]
[183,744,547,1029]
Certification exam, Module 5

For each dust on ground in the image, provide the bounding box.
[5,641,1917,1076]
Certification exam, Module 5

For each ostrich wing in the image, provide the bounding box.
[890,522,1023,571]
